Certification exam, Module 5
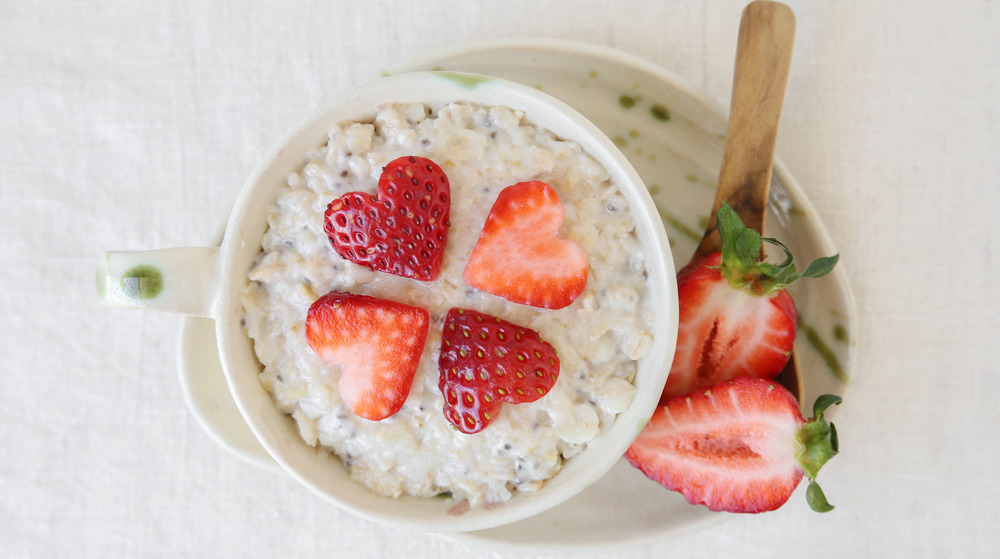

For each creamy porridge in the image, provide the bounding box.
[241,102,654,506]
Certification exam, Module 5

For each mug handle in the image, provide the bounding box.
[97,248,220,317]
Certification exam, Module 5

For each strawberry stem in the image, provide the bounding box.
[796,394,842,512]
[715,202,840,296]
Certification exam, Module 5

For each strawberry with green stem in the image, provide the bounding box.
[661,202,839,402]
[627,377,841,513]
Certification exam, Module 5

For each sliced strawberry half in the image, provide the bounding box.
[324,155,451,281]
[438,308,560,434]
[662,251,799,400]
[305,291,429,421]
[627,377,841,513]
[661,202,839,401]
[464,181,588,309]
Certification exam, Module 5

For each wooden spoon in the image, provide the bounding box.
[690,1,803,402]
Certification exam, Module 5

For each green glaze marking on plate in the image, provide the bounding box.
[589,70,598,78]
[650,104,671,121]
[833,323,849,344]
[612,135,628,148]
[121,265,163,300]
[686,173,716,189]
[798,316,848,383]
[656,205,702,243]
[435,72,492,89]
[619,95,637,108]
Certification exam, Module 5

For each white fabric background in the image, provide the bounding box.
[2,0,997,557]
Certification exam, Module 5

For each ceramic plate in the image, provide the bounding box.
[179,38,856,553]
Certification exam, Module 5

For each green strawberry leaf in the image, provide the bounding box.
[714,202,840,295]
[813,393,843,418]
[806,481,835,513]
[802,254,840,278]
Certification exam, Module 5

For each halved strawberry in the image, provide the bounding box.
[305,291,429,421]
[463,181,588,309]
[438,308,560,434]
[627,377,841,513]
[324,155,451,281]
[661,202,838,401]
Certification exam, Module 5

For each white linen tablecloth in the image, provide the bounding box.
[2,0,997,557]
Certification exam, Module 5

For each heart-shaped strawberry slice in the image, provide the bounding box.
[324,156,451,281]
[464,181,588,309]
[306,291,429,421]
[438,308,560,434]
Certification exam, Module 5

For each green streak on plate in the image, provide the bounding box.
[656,205,702,243]
[798,316,849,383]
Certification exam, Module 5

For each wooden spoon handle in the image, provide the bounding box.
[692,1,796,261]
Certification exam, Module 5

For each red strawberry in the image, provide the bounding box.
[324,155,451,281]
[464,181,588,309]
[661,202,838,402]
[438,308,560,434]
[305,291,429,421]
[627,377,841,513]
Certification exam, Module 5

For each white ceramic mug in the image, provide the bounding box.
[98,71,678,532]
